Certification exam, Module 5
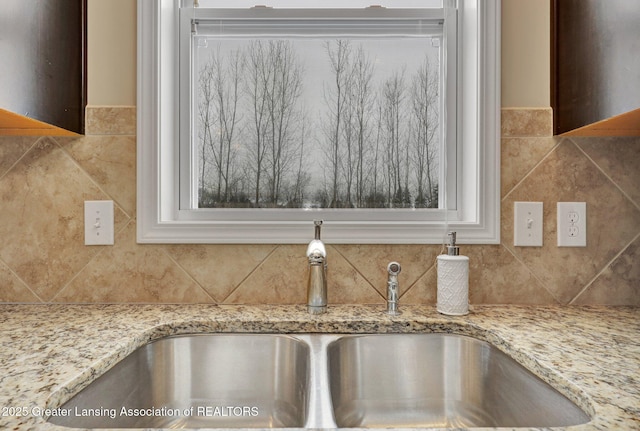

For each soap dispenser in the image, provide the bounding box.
[437,232,469,315]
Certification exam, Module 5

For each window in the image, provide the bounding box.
[137,0,500,244]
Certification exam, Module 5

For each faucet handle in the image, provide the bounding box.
[314,219,323,240]
[307,220,326,258]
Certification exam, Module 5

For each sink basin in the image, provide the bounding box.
[48,332,590,429]
[327,334,590,428]
[48,334,309,428]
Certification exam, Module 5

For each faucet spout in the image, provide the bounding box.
[307,220,327,314]
[386,262,401,315]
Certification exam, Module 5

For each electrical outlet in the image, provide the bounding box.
[568,225,579,237]
[568,211,579,224]
[514,202,543,247]
[557,202,586,247]
[84,201,114,245]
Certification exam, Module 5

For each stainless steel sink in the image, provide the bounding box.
[327,333,590,428]
[48,332,590,429]
[48,334,309,428]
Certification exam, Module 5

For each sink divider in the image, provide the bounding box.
[296,334,340,429]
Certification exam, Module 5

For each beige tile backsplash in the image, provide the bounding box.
[0,108,638,305]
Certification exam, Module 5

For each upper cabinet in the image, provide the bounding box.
[0,0,86,134]
[552,0,640,136]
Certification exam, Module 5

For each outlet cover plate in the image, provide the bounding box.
[557,202,587,247]
[84,200,114,245]
[514,202,543,247]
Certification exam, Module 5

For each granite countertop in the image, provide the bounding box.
[0,304,638,430]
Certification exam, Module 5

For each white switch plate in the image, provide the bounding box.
[84,201,114,245]
[557,202,587,247]
[514,202,543,247]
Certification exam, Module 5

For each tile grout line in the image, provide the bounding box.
[1,137,76,303]
[49,238,112,304]
[569,136,640,213]
[568,231,640,305]
[499,242,564,305]
[562,137,639,303]
[398,249,440,302]
[160,247,217,304]
[501,136,563,202]
[330,245,384,301]
[51,135,135,221]
[0,255,45,303]
[0,136,42,183]
[220,245,280,304]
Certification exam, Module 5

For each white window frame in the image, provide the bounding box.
[137,0,500,244]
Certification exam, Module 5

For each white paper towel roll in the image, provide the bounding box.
[437,255,469,315]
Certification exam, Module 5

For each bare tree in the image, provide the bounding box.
[381,70,407,207]
[289,108,312,207]
[410,56,439,208]
[197,57,216,207]
[367,100,385,207]
[242,40,306,207]
[244,41,273,206]
[350,46,375,207]
[196,37,439,210]
[340,82,355,207]
[197,47,243,207]
[215,48,243,204]
[265,41,305,206]
[322,40,352,207]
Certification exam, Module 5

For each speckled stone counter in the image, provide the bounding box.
[0,304,638,430]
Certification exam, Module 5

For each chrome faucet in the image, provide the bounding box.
[386,262,401,315]
[306,220,327,315]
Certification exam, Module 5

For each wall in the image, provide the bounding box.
[0,1,638,305]
[502,0,550,107]
[86,0,549,109]
[87,0,136,106]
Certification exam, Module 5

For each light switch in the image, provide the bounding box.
[514,202,543,247]
[84,200,114,245]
